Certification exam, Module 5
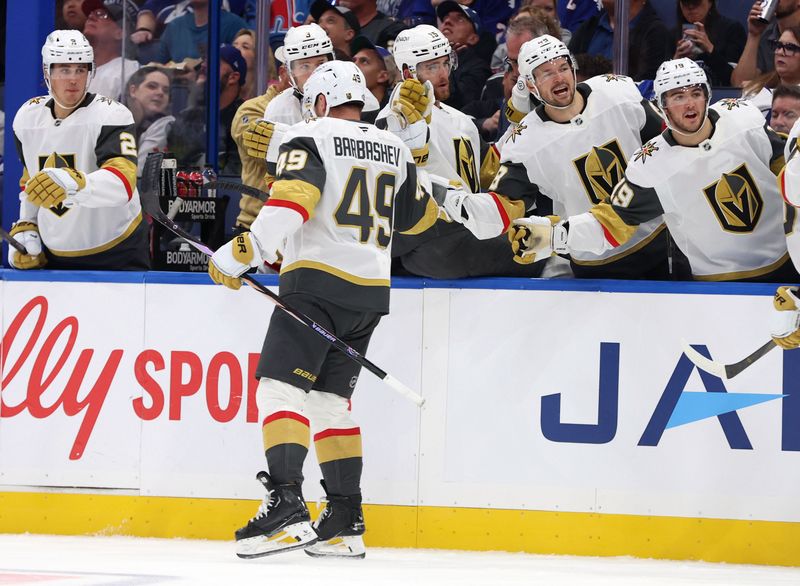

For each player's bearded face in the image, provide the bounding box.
[416,56,453,101]
[48,63,90,108]
[663,85,708,134]
[532,57,575,108]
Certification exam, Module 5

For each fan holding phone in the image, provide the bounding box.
[672,0,746,86]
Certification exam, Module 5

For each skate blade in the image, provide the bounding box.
[304,535,366,559]
[236,521,318,559]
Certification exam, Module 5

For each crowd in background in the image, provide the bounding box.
[34,0,800,278]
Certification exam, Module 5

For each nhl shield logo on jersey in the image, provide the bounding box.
[453,137,479,193]
[38,152,76,217]
[703,164,763,233]
[573,140,627,205]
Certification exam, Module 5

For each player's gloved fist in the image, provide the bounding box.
[505,78,532,124]
[25,167,86,208]
[508,215,567,264]
[7,221,47,270]
[208,232,264,290]
[243,119,277,159]
[395,78,433,124]
[771,286,800,350]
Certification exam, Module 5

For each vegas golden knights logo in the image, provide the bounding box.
[573,139,626,205]
[453,137,478,193]
[38,152,76,217]
[703,164,763,233]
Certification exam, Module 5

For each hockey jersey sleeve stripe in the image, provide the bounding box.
[397,197,440,236]
[268,179,322,222]
[488,191,525,233]
[101,157,136,200]
[479,143,501,190]
[589,203,637,247]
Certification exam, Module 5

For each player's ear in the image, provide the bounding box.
[402,65,412,80]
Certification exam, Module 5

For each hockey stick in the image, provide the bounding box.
[0,226,29,254]
[680,338,778,380]
[202,180,270,202]
[140,153,424,407]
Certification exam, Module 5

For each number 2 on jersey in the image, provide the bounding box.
[335,167,396,248]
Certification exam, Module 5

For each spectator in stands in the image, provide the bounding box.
[157,0,249,63]
[558,0,601,34]
[743,26,800,117]
[574,52,612,82]
[352,36,395,119]
[232,28,256,100]
[310,0,362,57]
[463,65,515,142]
[82,0,140,101]
[167,45,246,174]
[432,0,515,38]
[672,0,745,87]
[526,0,571,43]
[394,0,436,27]
[770,83,800,132]
[492,8,562,73]
[569,0,673,81]
[60,0,88,30]
[337,0,407,48]
[732,0,800,88]
[436,1,493,109]
[125,66,175,174]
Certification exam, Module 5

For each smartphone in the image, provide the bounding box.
[759,0,779,23]
[682,23,702,55]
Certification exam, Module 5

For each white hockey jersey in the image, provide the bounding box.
[263,87,304,126]
[13,94,141,257]
[250,117,439,313]
[495,74,665,264]
[587,100,789,281]
[782,120,800,271]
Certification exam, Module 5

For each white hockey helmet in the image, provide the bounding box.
[654,58,711,108]
[42,29,95,80]
[391,24,456,79]
[302,60,368,120]
[275,23,334,86]
[518,34,575,84]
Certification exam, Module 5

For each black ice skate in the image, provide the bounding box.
[235,471,317,559]
[305,482,366,559]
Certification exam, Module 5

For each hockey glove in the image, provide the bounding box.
[243,119,288,160]
[392,78,433,124]
[505,78,533,124]
[7,221,47,270]
[208,232,265,290]
[508,215,567,264]
[771,286,800,349]
[25,167,86,208]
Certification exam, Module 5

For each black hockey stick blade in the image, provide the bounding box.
[680,338,778,380]
[0,226,29,254]
[202,180,270,202]
[139,153,424,407]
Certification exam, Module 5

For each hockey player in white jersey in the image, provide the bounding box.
[380,24,545,279]
[491,34,668,279]
[207,61,443,560]
[10,30,147,270]
[511,58,798,283]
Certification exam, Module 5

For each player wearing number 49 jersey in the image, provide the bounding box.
[10,30,148,271]
[511,58,798,283]
[208,61,448,561]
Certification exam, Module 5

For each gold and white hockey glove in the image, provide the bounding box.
[393,78,433,124]
[505,78,532,124]
[509,215,568,264]
[25,167,86,208]
[243,119,288,160]
[771,286,800,349]
[8,221,47,270]
[208,232,267,290]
